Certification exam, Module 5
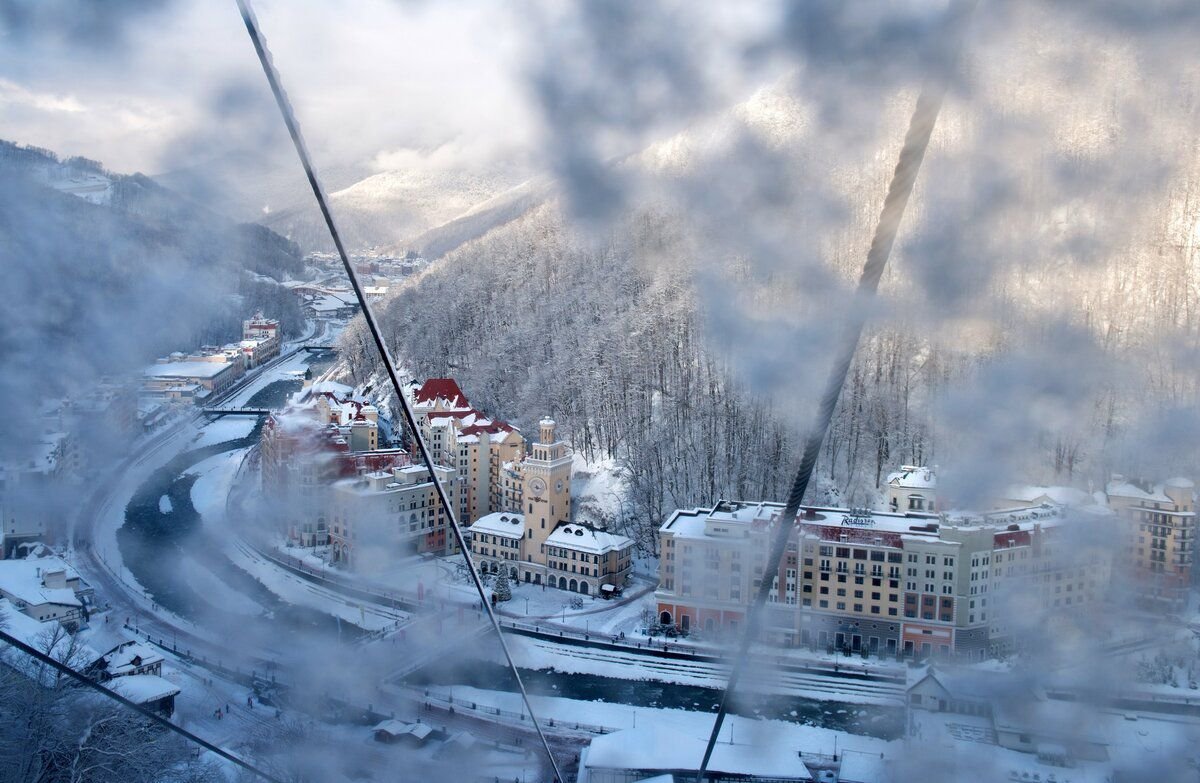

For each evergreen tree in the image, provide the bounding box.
[493,568,512,602]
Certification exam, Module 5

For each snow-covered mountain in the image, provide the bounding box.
[259,161,531,254]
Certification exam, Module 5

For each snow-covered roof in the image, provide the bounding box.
[1106,480,1173,504]
[886,465,936,489]
[469,512,525,539]
[545,523,633,555]
[583,726,810,780]
[372,720,432,739]
[306,380,355,398]
[92,640,163,677]
[413,378,469,408]
[109,674,180,704]
[1001,485,1092,507]
[1165,476,1194,489]
[663,501,943,540]
[0,557,84,609]
[992,697,1108,745]
[143,361,232,380]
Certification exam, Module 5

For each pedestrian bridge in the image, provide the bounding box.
[199,407,271,419]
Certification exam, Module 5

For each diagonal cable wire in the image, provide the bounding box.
[696,3,977,779]
[232,2,564,780]
[0,629,285,783]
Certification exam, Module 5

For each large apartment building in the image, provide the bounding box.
[656,498,1110,660]
[1106,475,1195,608]
[260,383,414,547]
[405,379,526,524]
[327,463,458,567]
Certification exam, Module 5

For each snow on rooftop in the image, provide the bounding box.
[373,720,432,739]
[886,465,936,489]
[468,512,526,538]
[108,674,180,704]
[0,557,84,609]
[413,378,469,408]
[583,725,810,780]
[1106,479,1173,504]
[143,361,231,380]
[663,499,1080,543]
[545,523,633,554]
[1001,484,1092,507]
[93,640,163,676]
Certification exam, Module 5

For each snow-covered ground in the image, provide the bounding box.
[909,703,1200,782]
[186,416,258,448]
[224,541,406,633]
[496,634,903,706]
[571,452,628,527]
[220,350,311,409]
[434,684,893,776]
[189,448,410,634]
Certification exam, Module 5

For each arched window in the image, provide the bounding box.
[660,610,672,625]
[580,581,589,595]
[569,579,578,592]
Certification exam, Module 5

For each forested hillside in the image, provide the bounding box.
[0,140,305,449]
[0,139,305,345]
[340,47,1200,551]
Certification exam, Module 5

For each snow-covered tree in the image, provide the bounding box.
[493,569,512,602]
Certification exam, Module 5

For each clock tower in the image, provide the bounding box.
[522,417,572,566]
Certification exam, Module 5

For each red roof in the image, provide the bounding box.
[413,378,469,407]
[459,421,515,437]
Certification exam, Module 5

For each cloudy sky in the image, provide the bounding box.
[0,0,540,175]
[0,0,786,180]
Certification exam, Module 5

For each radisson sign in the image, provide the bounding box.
[840,510,876,528]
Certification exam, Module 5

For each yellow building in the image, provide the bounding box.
[468,417,633,593]
[406,378,525,524]
[1106,475,1195,607]
[656,496,1110,660]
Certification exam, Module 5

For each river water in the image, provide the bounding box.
[117,369,366,646]
[404,659,905,739]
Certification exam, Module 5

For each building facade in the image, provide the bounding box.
[142,354,242,402]
[1106,475,1195,608]
[406,378,526,525]
[467,418,634,593]
[327,463,458,566]
[241,314,281,366]
[656,498,1109,659]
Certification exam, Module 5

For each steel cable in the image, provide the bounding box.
[232,2,564,780]
[696,3,978,779]
[0,629,286,783]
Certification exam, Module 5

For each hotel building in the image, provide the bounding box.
[656,497,1110,660]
